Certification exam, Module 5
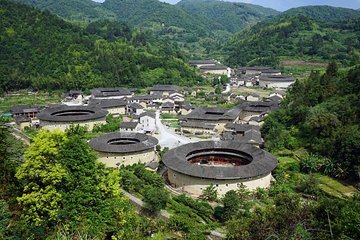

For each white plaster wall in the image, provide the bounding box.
[140,116,156,131]
[259,81,295,89]
[40,118,107,132]
[96,149,157,168]
[168,169,272,197]
[106,107,126,116]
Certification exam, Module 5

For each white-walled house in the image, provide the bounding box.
[120,121,141,132]
[139,112,156,133]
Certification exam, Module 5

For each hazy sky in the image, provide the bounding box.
[92,0,360,11]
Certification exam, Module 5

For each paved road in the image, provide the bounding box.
[155,110,194,149]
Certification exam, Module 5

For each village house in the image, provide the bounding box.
[14,115,31,130]
[246,93,260,102]
[10,105,44,118]
[91,88,133,100]
[138,111,156,133]
[63,90,83,106]
[239,101,278,122]
[149,85,177,97]
[127,102,144,116]
[161,102,176,114]
[199,65,231,77]
[89,99,127,116]
[180,121,216,135]
[120,121,141,132]
[188,59,217,68]
[180,106,242,132]
[259,75,295,89]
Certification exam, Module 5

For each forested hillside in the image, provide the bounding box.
[0,0,202,93]
[282,5,360,24]
[13,0,116,21]
[263,62,360,179]
[177,0,279,33]
[225,12,360,67]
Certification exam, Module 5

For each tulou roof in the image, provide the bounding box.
[163,141,277,180]
[259,75,295,82]
[91,88,132,97]
[37,105,108,122]
[89,99,127,108]
[200,65,228,70]
[89,132,158,154]
[182,107,241,122]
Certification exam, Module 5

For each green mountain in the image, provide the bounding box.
[0,0,202,92]
[101,0,224,35]
[177,0,279,32]
[225,6,360,67]
[12,0,115,21]
[282,5,360,24]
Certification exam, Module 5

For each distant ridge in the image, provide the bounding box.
[282,5,360,23]
[177,0,279,32]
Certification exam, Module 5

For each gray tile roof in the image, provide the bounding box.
[89,132,158,153]
[163,141,277,180]
[120,121,139,129]
[37,105,108,122]
[89,99,127,108]
[91,88,132,97]
[182,107,241,122]
[180,121,215,130]
[139,111,156,119]
[200,65,228,70]
[259,75,295,82]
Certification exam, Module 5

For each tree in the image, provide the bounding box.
[200,184,218,201]
[221,190,241,221]
[0,200,11,239]
[143,187,169,214]
[16,131,67,227]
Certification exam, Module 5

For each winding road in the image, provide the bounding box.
[155,110,194,149]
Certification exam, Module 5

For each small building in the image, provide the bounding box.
[248,115,266,126]
[259,75,295,89]
[180,107,242,131]
[120,121,141,132]
[180,121,216,135]
[91,88,132,99]
[10,105,43,118]
[161,102,176,114]
[237,66,272,76]
[246,93,260,102]
[37,106,108,131]
[139,112,156,133]
[199,65,231,77]
[127,102,144,116]
[89,132,158,168]
[163,141,277,197]
[222,123,263,147]
[15,115,30,130]
[189,59,217,68]
[63,90,83,106]
[89,99,127,116]
[149,85,177,97]
[178,102,193,115]
[239,101,278,122]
